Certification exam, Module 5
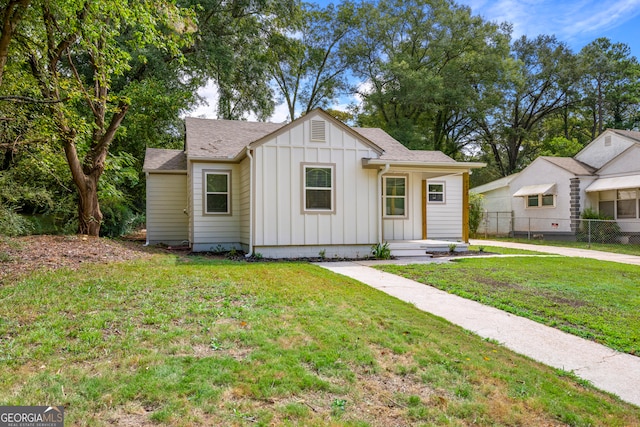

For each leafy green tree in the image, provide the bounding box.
[476,35,579,176]
[17,0,194,236]
[577,38,640,137]
[268,2,358,120]
[0,0,297,237]
[0,0,31,87]
[347,0,510,157]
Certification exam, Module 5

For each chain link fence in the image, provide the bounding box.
[477,212,640,245]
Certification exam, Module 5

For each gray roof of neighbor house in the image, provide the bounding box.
[611,129,640,143]
[542,156,595,175]
[143,148,187,172]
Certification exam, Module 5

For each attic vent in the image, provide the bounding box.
[604,135,612,147]
[310,120,326,142]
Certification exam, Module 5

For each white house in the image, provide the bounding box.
[473,129,640,239]
[143,109,484,258]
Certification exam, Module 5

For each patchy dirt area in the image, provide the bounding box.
[0,234,159,285]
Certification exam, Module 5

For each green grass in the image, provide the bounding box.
[468,245,551,255]
[1,254,639,426]
[476,237,640,256]
[378,257,640,355]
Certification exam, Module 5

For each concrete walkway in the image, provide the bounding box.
[317,260,640,407]
[471,239,640,266]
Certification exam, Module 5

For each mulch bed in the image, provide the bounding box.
[0,235,159,285]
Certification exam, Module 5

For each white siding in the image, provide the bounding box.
[474,186,512,212]
[597,145,640,176]
[427,175,464,239]
[509,160,573,232]
[239,157,250,244]
[191,162,244,251]
[575,131,635,169]
[146,173,189,245]
[381,173,464,241]
[253,118,379,248]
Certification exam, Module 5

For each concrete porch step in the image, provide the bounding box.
[388,240,468,257]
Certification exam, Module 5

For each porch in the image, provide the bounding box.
[388,239,469,258]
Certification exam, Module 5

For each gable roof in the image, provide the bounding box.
[185,117,284,160]
[184,109,455,164]
[147,109,483,172]
[541,157,595,175]
[471,172,520,193]
[353,128,455,163]
[610,129,640,143]
[143,148,187,172]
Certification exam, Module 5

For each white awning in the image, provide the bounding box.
[513,183,556,197]
[585,175,640,192]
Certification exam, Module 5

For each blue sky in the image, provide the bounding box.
[457,0,640,56]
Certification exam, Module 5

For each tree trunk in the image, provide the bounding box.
[77,173,102,235]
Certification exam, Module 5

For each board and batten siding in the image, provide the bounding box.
[239,157,251,244]
[191,162,245,251]
[426,175,464,239]
[253,119,379,248]
[382,173,464,241]
[146,173,189,245]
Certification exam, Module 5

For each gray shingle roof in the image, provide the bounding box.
[143,148,187,172]
[542,157,595,175]
[146,115,458,171]
[185,117,285,159]
[352,127,455,163]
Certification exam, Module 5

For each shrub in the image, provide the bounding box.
[371,242,391,259]
[468,192,484,237]
[577,208,621,243]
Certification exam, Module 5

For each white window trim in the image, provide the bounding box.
[525,194,556,209]
[203,170,231,215]
[383,175,408,218]
[615,189,638,219]
[427,181,446,204]
[301,163,336,214]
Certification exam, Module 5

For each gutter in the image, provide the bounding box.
[377,164,390,243]
[245,148,254,258]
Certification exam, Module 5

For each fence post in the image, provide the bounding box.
[528,218,531,240]
[588,219,591,248]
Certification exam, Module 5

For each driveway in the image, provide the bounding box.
[470,239,640,266]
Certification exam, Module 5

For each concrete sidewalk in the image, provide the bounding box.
[471,239,640,266]
[317,261,640,408]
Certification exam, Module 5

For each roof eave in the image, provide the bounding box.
[362,158,486,170]
[143,169,187,174]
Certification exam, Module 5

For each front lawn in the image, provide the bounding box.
[378,257,640,355]
[1,255,639,426]
[476,237,640,256]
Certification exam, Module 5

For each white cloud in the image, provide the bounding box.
[462,0,640,44]
[184,79,218,119]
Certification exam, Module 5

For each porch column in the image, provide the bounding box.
[462,172,470,242]
[422,180,427,239]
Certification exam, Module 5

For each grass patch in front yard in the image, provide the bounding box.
[0,256,638,426]
[477,237,640,256]
[468,245,551,255]
[378,257,640,355]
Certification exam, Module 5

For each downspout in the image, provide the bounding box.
[377,164,390,243]
[144,171,150,246]
[245,148,254,257]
